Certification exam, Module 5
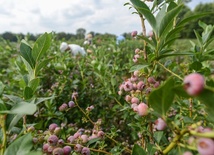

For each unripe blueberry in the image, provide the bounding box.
[135,48,140,54]
[68,101,75,108]
[43,143,49,153]
[131,97,139,104]
[52,147,64,155]
[131,31,138,37]
[32,137,38,144]
[137,81,145,90]
[81,147,90,155]
[27,126,35,132]
[155,118,167,131]
[137,102,148,116]
[197,138,214,155]
[54,127,61,135]
[133,70,139,76]
[74,144,82,152]
[148,77,156,84]
[183,73,205,96]
[49,123,58,132]
[48,135,59,146]
[81,135,89,143]
[63,146,72,155]
[183,151,193,155]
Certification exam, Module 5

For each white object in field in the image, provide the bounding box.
[60,42,86,56]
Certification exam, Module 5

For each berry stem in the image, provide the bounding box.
[162,129,189,154]
[0,115,7,155]
[156,61,183,80]
[74,98,95,125]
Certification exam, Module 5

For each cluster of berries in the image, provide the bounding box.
[36,118,104,155]
[118,70,160,116]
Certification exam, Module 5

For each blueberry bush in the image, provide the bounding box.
[0,0,214,155]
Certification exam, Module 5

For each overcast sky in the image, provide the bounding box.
[0,0,213,36]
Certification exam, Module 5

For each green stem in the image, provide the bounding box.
[74,98,95,125]
[162,129,189,154]
[156,61,183,80]
[190,130,214,138]
[0,115,7,155]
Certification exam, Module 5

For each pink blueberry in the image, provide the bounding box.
[183,151,193,155]
[197,138,214,155]
[131,97,139,104]
[131,31,138,37]
[48,135,59,146]
[148,77,156,84]
[81,135,89,143]
[123,81,133,92]
[68,101,75,108]
[74,144,82,152]
[52,147,64,155]
[49,123,58,132]
[43,143,49,153]
[137,102,148,116]
[81,147,90,155]
[135,48,140,54]
[183,73,205,96]
[59,103,68,111]
[125,95,132,102]
[63,146,72,155]
[137,81,145,90]
[155,118,167,131]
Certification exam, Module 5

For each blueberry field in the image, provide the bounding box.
[0,0,214,155]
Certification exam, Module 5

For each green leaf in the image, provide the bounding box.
[148,78,175,116]
[0,81,5,95]
[156,52,193,60]
[20,40,35,69]
[197,87,214,120]
[24,86,34,100]
[154,131,164,144]
[0,102,37,115]
[177,12,211,27]
[130,0,156,31]
[21,57,34,80]
[137,35,155,47]
[0,99,7,111]
[25,151,43,155]
[29,78,40,93]
[194,30,203,47]
[3,95,23,104]
[33,96,55,105]
[189,61,202,71]
[132,144,147,155]
[158,5,183,38]
[7,114,24,131]
[4,133,33,155]
[129,64,150,72]
[32,32,52,62]
[34,58,53,76]
[173,85,190,98]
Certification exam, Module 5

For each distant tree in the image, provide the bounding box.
[179,2,214,38]
[76,28,86,39]
[2,32,17,42]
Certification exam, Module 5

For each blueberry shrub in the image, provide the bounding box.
[0,0,214,155]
